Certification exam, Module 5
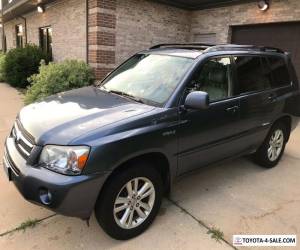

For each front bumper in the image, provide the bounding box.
[3,137,110,219]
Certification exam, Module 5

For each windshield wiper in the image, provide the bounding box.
[108,90,146,104]
[99,85,108,91]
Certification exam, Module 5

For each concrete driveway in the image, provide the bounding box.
[0,82,299,250]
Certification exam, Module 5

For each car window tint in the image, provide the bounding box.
[234,56,271,94]
[189,57,233,102]
[261,57,274,83]
[267,56,290,88]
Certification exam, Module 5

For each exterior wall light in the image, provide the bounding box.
[258,0,270,11]
[37,5,45,13]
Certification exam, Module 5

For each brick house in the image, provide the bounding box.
[1,0,300,80]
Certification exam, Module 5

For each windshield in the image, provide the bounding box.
[101,54,194,106]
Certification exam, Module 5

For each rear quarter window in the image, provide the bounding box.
[234,56,272,94]
[267,56,291,88]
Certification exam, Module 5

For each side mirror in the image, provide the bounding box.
[184,91,209,110]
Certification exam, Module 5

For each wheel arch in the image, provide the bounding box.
[273,115,292,141]
[97,151,172,204]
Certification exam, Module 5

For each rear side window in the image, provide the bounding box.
[234,56,271,94]
[267,56,290,88]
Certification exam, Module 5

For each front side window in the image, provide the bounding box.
[39,27,53,60]
[101,54,194,106]
[234,56,271,94]
[267,56,290,88]
[188,57,233,102]
[15,24,23,48]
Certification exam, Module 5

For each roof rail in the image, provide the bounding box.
[149,43,284,54]
[149,43,215,50]
[204,44,284,54]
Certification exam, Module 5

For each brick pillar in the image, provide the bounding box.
[88,0,116,80]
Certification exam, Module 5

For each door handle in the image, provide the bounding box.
[226,106,239,114]
[268,94,277,102]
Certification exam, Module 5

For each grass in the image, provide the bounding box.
[0,214,57,237]
[207,227,224,243]
[16,218,39,232]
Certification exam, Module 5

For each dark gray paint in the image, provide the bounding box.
[184,91,209,110]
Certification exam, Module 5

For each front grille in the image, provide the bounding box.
[11,120,35,159]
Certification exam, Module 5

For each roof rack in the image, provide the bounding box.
[149,43,284,54]
[149,43,215,50]
[204,44,284,54]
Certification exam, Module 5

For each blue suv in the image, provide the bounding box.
[3,43,300,240]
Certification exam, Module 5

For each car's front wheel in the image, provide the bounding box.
[254,122,288,168]
[95,163,163,240]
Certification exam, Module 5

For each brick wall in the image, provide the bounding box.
[115,0,190,65]
[88,0,190,80]
[0,28,3,51]
[4,0,300,80]
[87,0,117,80]
[3,0,86,61]
[190,0,300,43]
[3,21,16,51]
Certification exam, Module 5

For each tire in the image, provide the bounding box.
[95,162,163,240]
[253,122,289,168]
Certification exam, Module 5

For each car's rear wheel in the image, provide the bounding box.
[95,162,163,240]
[254,122,288,168]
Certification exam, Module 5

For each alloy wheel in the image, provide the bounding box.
[113,177,155,229]
[268,129,284,162]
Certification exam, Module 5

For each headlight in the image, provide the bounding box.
[39,145,90,175]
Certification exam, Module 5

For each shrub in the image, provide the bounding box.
[0,52,6,82]
[4,44,49,88]
[25,60,94,104]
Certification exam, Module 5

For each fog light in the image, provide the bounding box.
[39,188,52,205]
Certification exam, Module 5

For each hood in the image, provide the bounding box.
[19,87,155,145]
